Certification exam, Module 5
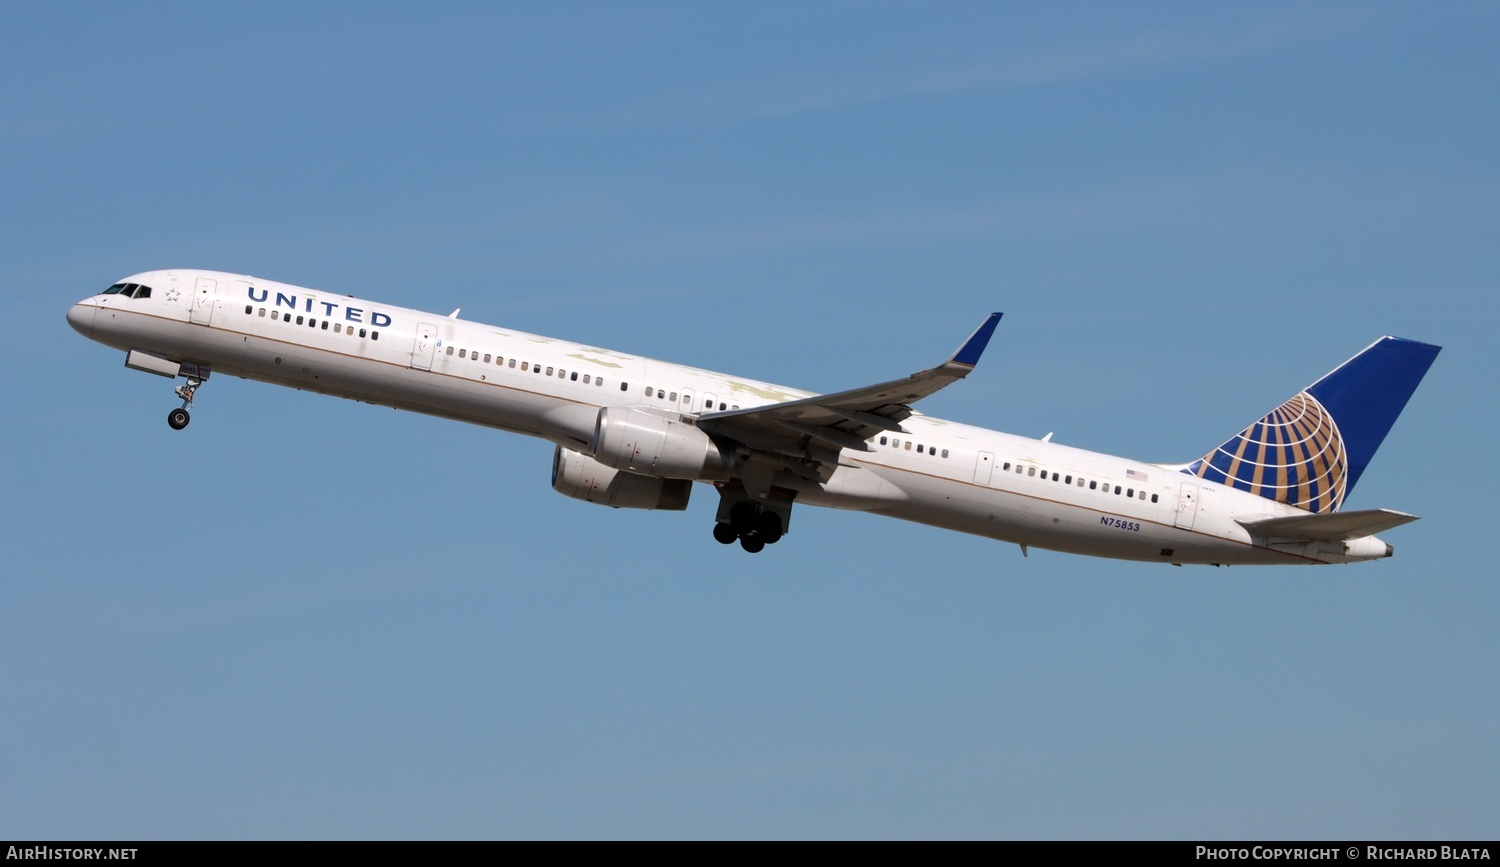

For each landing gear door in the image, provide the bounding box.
[1175,482,1199,530]
[411,323,437,370]
[190,277,216,326]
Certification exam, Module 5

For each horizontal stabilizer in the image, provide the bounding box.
[1237,508,1419,542]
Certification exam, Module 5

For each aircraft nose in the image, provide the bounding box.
[66,302,96,338]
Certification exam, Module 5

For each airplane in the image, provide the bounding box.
[66,269,1440,565]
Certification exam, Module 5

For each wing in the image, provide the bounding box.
[698,313,1001,482]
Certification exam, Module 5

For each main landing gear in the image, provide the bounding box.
[712,492,791,554]
[167,378,201,430]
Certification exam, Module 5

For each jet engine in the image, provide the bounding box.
[592,406,734,480]
[551,446,691,510]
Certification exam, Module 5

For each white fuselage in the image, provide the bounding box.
[67,269,1394,565]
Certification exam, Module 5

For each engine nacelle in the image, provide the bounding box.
[592,406,734,480]
[551,446,691,510]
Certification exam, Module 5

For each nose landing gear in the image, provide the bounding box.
[167,378,201,430]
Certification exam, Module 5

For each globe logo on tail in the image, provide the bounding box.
[1188,391,1348,514]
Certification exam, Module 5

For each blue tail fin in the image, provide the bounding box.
[1184,337,1441,513]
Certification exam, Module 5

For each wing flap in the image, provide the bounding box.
[1237,508,1419,541]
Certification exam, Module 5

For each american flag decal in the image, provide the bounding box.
[1126,469,1148,482]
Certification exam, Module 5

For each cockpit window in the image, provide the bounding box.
[101,282,153,299]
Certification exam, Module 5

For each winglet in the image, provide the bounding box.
[948,313,1003,369]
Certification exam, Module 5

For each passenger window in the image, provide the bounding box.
[1003,462,1010,470]
[1151,494,1159,503]
[1127,488,1134,498]
[916,445,924,454]
[571,372,579,382]
[333,323,341,333]
[546,367,553,376]
[598,379,604,387]
[905,442,913,451]
[583,374,591,384]
[1089,481,1097,490]
[719,402,726,411]
[484,354,491,363]
[645,387,654,398]
[1114,486,1121,495]
[1028,467,1036,477]
[941,449,949,458]
[271,310,279,320]
[359,328,367,337]
[447,346,455,356]
[621,382,629,391]
[371,332,378,340]
[259,308,266,317]
[509,359,516,368]
[880,436,888,445]
[1139,490,1147,500]
[669,392,677,401]
[321,320,329,330]
[1065,475,1072,484]
[1052,472,1059,482]
[245,305,253,314]
[296,315,304,325]
[521,362,529,371]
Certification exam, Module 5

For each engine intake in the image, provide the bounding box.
[552,446,691,510]
[592,406,733,480]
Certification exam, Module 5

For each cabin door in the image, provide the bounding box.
[1175,482,1200,531]
[190,277,216,326]
[410,323,438,370]
[974,451,995,485]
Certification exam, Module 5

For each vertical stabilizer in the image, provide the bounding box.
[1184,337,1440,513]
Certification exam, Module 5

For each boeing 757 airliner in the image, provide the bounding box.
[67,270,1439,564]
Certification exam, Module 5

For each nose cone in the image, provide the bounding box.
[66,302,96,338]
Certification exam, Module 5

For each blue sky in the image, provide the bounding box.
[3,1,1496,839]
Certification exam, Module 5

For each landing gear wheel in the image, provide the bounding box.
[167,408,190,430]
[729,501,757,533]
[739,535,766,554]
[756,512,783,544]
[712,523,738,545]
